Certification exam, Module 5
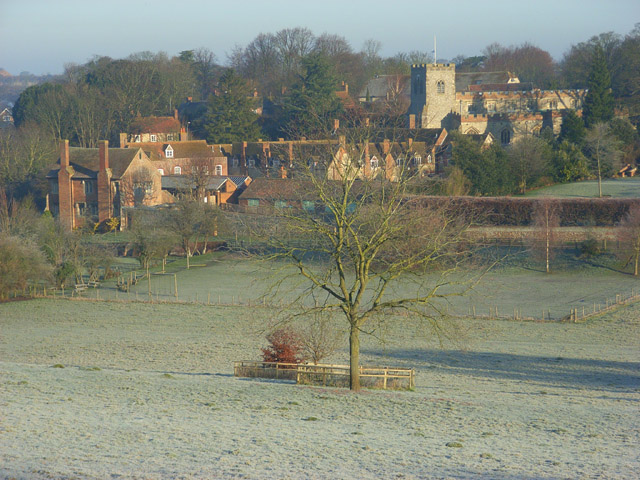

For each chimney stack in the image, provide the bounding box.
[383,138,390,154]
[60,139,69,168]
[174,108,179,121]
[333,119,340,131]
[99,140,109,171]
[409,114,416,129]
[119,133,127,148]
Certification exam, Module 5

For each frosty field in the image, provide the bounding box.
[1,297,639,479]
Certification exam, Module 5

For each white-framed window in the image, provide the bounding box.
[83,181,94,194]
[167,134,174,141]
[486,101,496,112]
[370,156,379,169]
[247,158,255,167]
[134,134,141,142]
[427,154,432,164]
[165,146,174,158]
[437,80,445,94]
[215,165,223,175]
[158,168,164,175]
[174,166,182,174]
[150,134,157,142]
[413,155,422,166]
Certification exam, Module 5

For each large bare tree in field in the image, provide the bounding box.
[247,127,478,391]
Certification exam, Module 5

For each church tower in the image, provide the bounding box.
[408,63,456,129]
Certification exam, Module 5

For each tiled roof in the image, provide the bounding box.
[129,116,181,134]
[134,140,219,160]
[455,72,514,92]
[358,75,411,99]
[228,176,250,187]
[467,82,533,92]
[161,175,228,191]
[239,178,318,201]
[47,147,142,179]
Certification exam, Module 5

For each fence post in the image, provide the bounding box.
[383,367,388,390]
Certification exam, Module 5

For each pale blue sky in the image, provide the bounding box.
[1,0,638,75]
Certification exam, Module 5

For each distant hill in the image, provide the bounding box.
[0,69,11,78]
[0,71,60,105]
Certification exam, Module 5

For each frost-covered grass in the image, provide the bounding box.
[1,298,639,479]
[526,177,640,198]
[74,250,640,321]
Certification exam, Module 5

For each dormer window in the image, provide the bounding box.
[174,166,182,175]
[134,134,141,142]
[413,155,422,166]
[165,145,174,158]
[158,168,164,175]
[370,156,379,169]
[215,165,223,175]
[150,134,157,142]
[247,158,255,167]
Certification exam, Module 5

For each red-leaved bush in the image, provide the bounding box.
[261,328,304,364]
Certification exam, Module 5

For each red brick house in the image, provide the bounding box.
[47,140,167,230]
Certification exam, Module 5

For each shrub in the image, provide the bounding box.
[262,328,304,364]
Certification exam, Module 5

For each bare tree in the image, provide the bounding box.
[299,313,342,365]
[585,122,622,197]
[531,199,560,274]
[618,205,640,276]
[247,132,478,391]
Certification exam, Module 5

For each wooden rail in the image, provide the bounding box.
[234,361,415,390]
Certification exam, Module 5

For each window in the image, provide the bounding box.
[413,155,422,166]
[501,129,511,145]
[83,181,94,195]
[302,201,315,212]
[549,100,558,109]
[215,165,223,175]
[134,135,141,142]
[158,168,164,175]
[247,158,255,167]
[370,156,379,169]
[150,134,157,142]
[167,134,174,141]
[486,101,496,112]
[427,154,432,164]
[274,200,288,209]
[165,146,174,158]
[248,199,259,207]
[50,180,58,194]
[436,80,445,94]
[232,158,239,167]
[174,166,182,175]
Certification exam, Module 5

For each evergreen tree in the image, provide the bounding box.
[582,44,615,128]
[201,69,262,144]
[282,53,343,138]
[551,141,590,183]
[559,110,586,145]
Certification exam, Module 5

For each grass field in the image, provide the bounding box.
[74,248,640,322]
[526,177,640,198]
[1,297,638,479]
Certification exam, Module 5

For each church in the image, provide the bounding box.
[406,62,586,144]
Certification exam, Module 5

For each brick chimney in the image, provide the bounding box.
[99,140,109,171]
[97,140,112,223]
[408,114,416,129]
[383,138,390,154]
[333,119,340,130]
[280,165,287,179]
[58,139,73,230]
[364,117,370,127]
[119,133,127,148]
[174,108,179,120]
[408,138,413,148]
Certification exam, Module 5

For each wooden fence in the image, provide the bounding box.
[234,361,415,390]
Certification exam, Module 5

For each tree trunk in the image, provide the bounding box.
[349,324,361,392]
[635,250,639,276]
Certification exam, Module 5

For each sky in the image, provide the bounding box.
[1,0,639,75]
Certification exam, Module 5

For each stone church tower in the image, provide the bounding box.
[407,63,456,129]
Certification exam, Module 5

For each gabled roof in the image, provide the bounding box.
[46,147,144,179]
[358,75,411,99]
[129,116,181,134]
[228,176,251,187]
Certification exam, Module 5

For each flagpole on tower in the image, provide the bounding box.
[434,35,437,64]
